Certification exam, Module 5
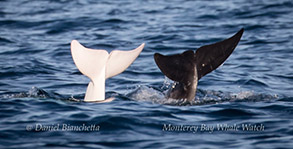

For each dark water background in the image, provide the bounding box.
[0,0,292,148]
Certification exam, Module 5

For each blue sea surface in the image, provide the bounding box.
[0,0,293,148]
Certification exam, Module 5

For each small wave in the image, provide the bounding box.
[209,108,257,117]
[244,24,267,31]
[107,9,123,16]
[45,20,77,34]
[101,18,127,24]
[0,37,13,43]
[0,20,51,29]
[236,78,269,87]
[197,14,218,19]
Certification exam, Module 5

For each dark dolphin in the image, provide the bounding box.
[154,28,244,102]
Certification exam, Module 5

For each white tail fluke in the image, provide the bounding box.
[71,40,144,102]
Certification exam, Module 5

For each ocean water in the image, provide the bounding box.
[0,0,292,148]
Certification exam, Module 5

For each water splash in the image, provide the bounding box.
[127,85,278,106]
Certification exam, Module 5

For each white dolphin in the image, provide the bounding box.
[71,40,145,102]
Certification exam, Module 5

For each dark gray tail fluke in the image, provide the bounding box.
[154,50,196,84]
[154,28,244,84]
[194,28,244,79]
